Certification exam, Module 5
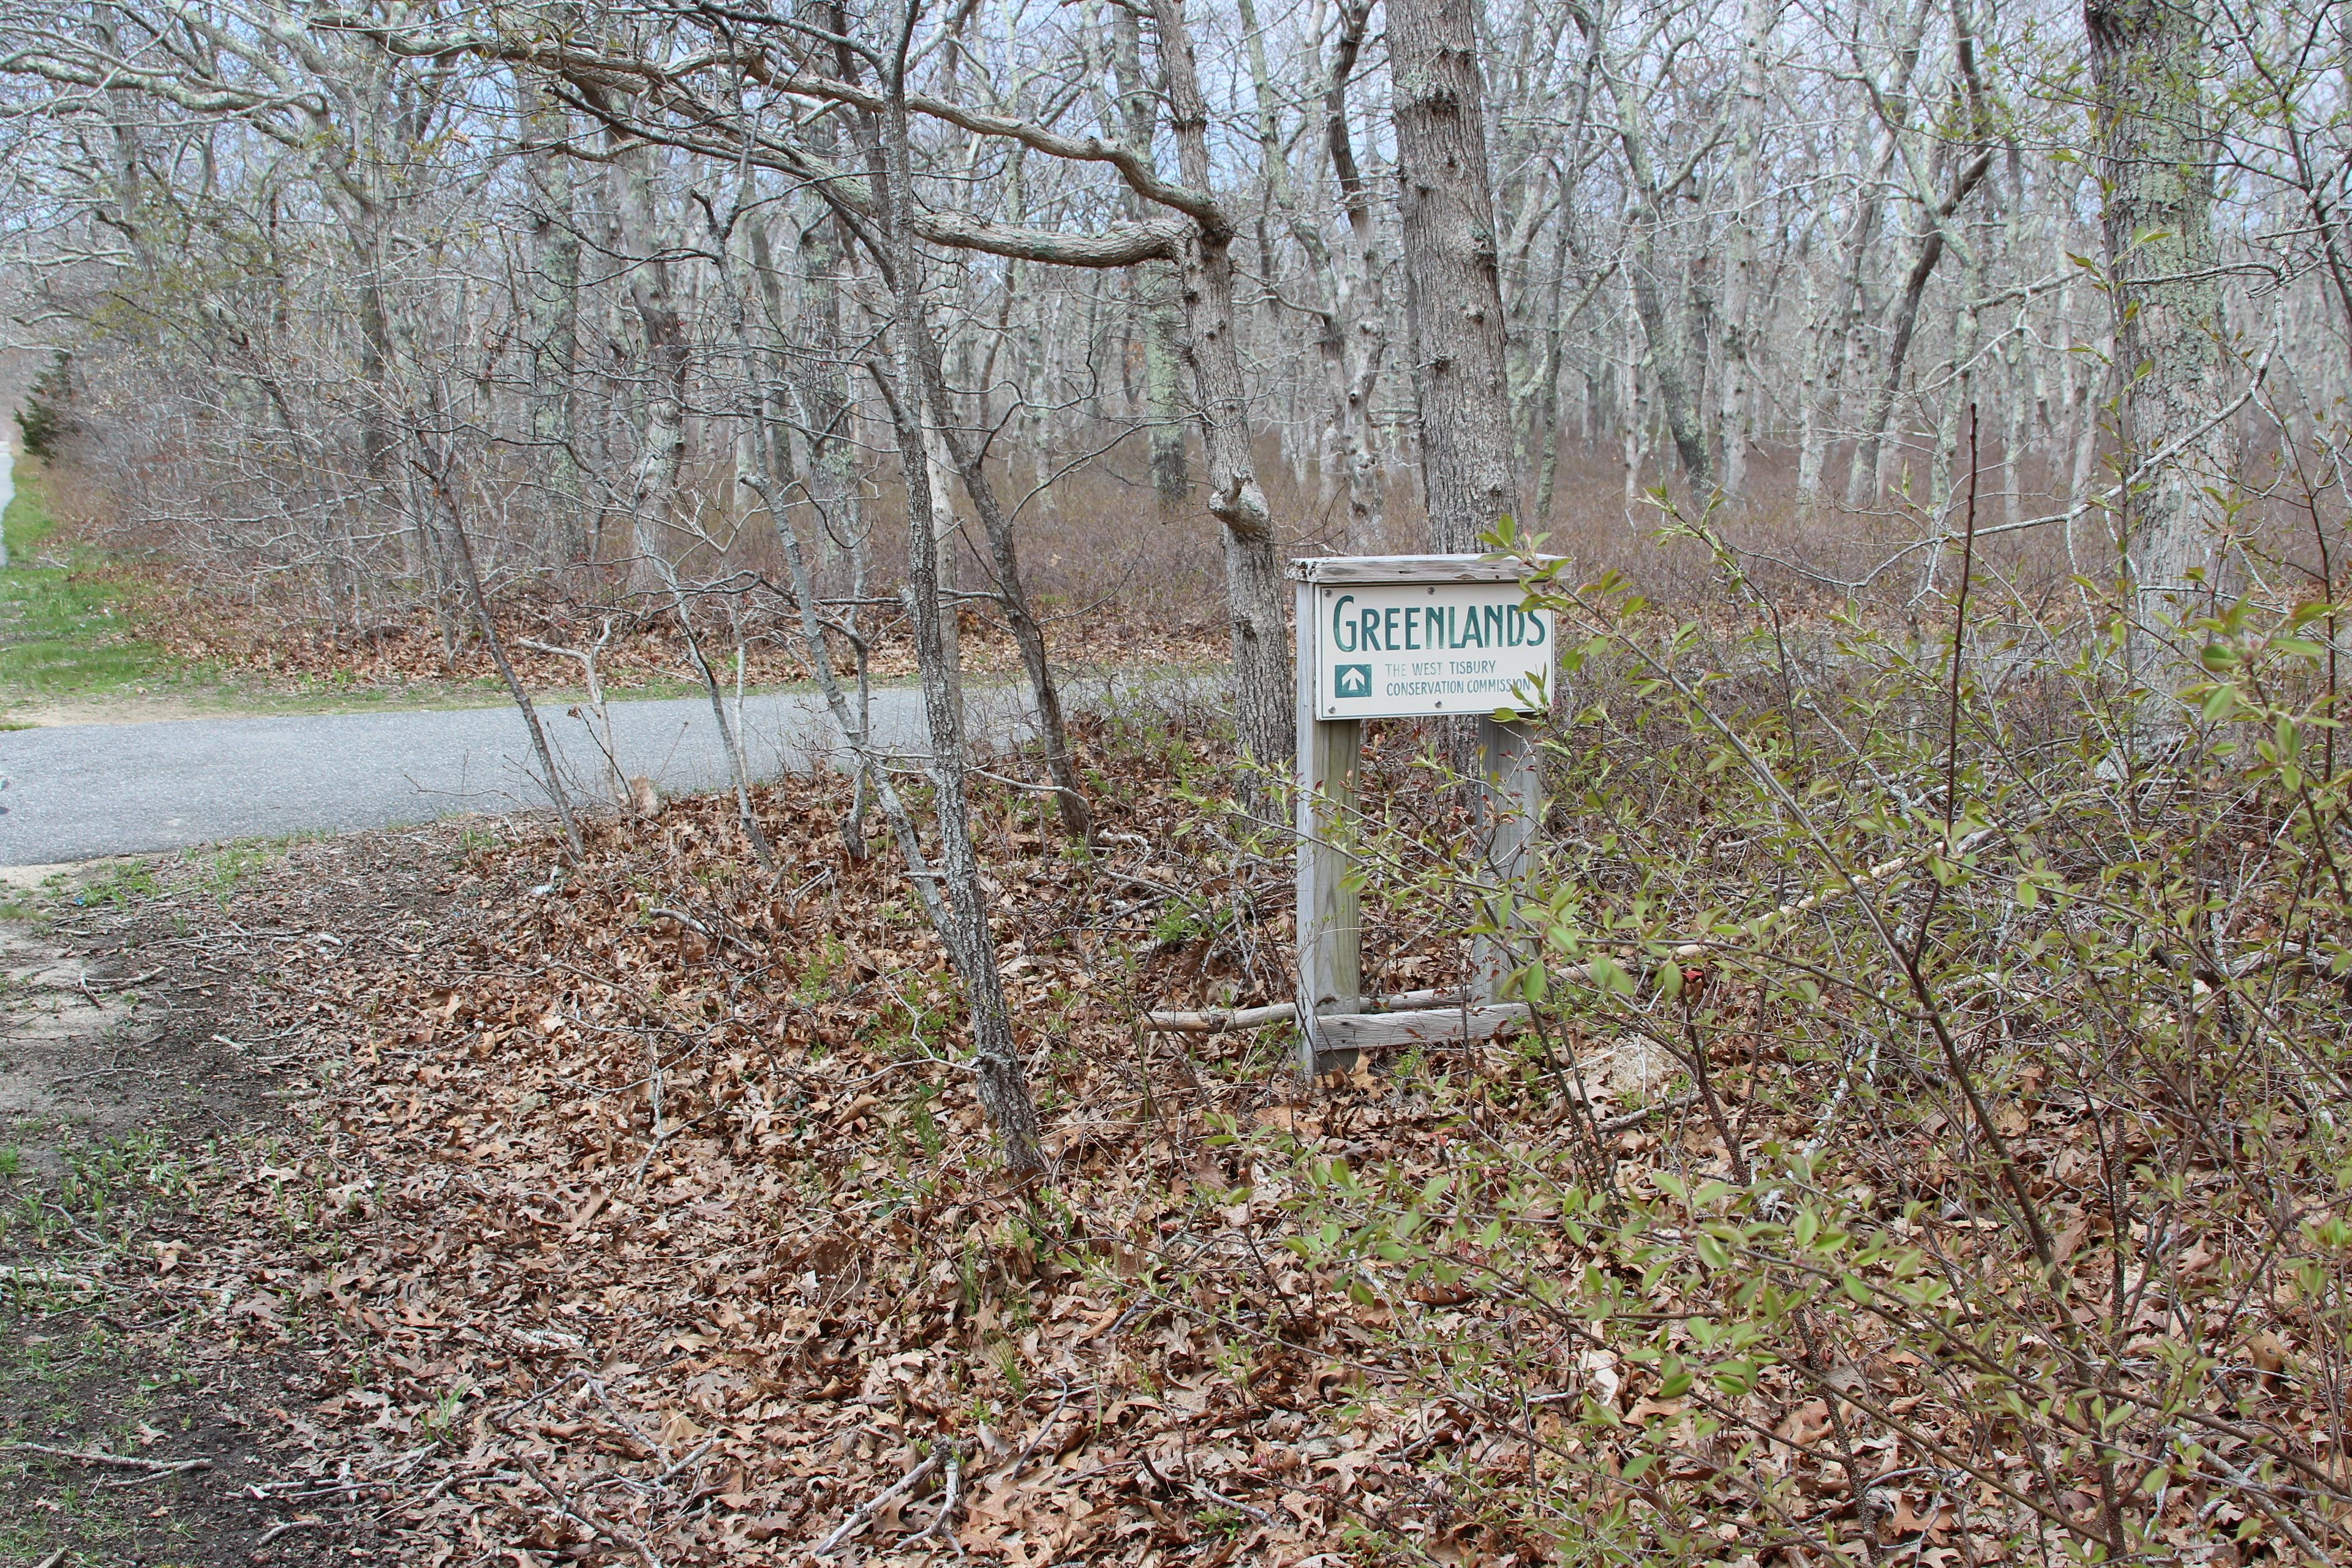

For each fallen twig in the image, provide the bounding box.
[1145,988,1464,1033]
[643,907,759,957]
[0,1268,99,1292]
[813,1452,940,1556]
[9,1442,213,1478]
[1594,1091,1702,1135]
[50,1056,164,1088]
[505,1444,664,1568]
[997,1382,1075,1487]
[1189,1477,1282,1527]
[899,1449,962,1549]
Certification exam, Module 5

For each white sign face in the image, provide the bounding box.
[1311,581,1554,720]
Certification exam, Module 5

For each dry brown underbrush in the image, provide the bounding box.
[129,581,1227,693]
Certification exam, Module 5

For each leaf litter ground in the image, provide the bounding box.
[7,706,2336,1566]
[9,713,1527,1565]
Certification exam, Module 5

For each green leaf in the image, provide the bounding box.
[1713,1361,1758,1396]
[1588,952,1632,997]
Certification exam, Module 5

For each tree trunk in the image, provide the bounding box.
[1325,0,1387,551]
[1388,0,1524,549]
[1624,239,1711,488]
[919,402,966,721]
[1609,92,1713,489]
[605,125,690,596]
[1107,4,1191,519]
[1153,0,1292,774]
[1717,0,1772,500]
[872,54,1044,1180]
[1531,218,1577,524]
[788,113,863,581]
[765,194,876,857]
[524,92,584,563]
[1797,260,1827,503]
[2087,0,2234,703]
[417,434,585,862]
[1846,151,1994,507]
[911,337,1093,841]
[1140,265,1189,516]
[1800,0,1931,505]
[1621,287,1646,514]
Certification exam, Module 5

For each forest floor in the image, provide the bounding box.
[0,838,465,1566]
[0,467,813,729]
[0,671,2337,1568]
[0,711,1562,1567]
[0,482,796,731]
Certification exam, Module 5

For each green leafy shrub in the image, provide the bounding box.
[1168,531,2350,1564]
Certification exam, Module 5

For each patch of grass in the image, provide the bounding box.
[0,1126,202,1263]
[0,475,170,703]
[196,832,317,903]
[69,862,157,908]
[0,1298,261,1564]
[1,470,59,559]
[0,870,73,926]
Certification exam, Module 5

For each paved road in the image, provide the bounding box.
[0,427,1107,866]
[0,684,1051,865]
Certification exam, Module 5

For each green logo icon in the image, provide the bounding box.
[1334,664,1372,699]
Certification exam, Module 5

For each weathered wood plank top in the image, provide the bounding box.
[1287,554,1559,585]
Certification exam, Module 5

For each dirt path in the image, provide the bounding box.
[0,832,470,1565]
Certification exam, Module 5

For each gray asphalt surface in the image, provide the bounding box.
[0,682,1050,865]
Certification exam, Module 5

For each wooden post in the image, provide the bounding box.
[1295,577,1362,1074]
[1473,714,1540,1000]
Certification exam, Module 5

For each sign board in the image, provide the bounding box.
[1306,574,1554,720]
[1288,554,1556,1075]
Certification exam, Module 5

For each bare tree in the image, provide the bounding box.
[8,0,2351,757]
[2088,0,2237,701]
[1389,0,1525,548]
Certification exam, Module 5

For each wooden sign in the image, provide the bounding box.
[1308,572,1556,721]
[1290,555,1553,1075]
